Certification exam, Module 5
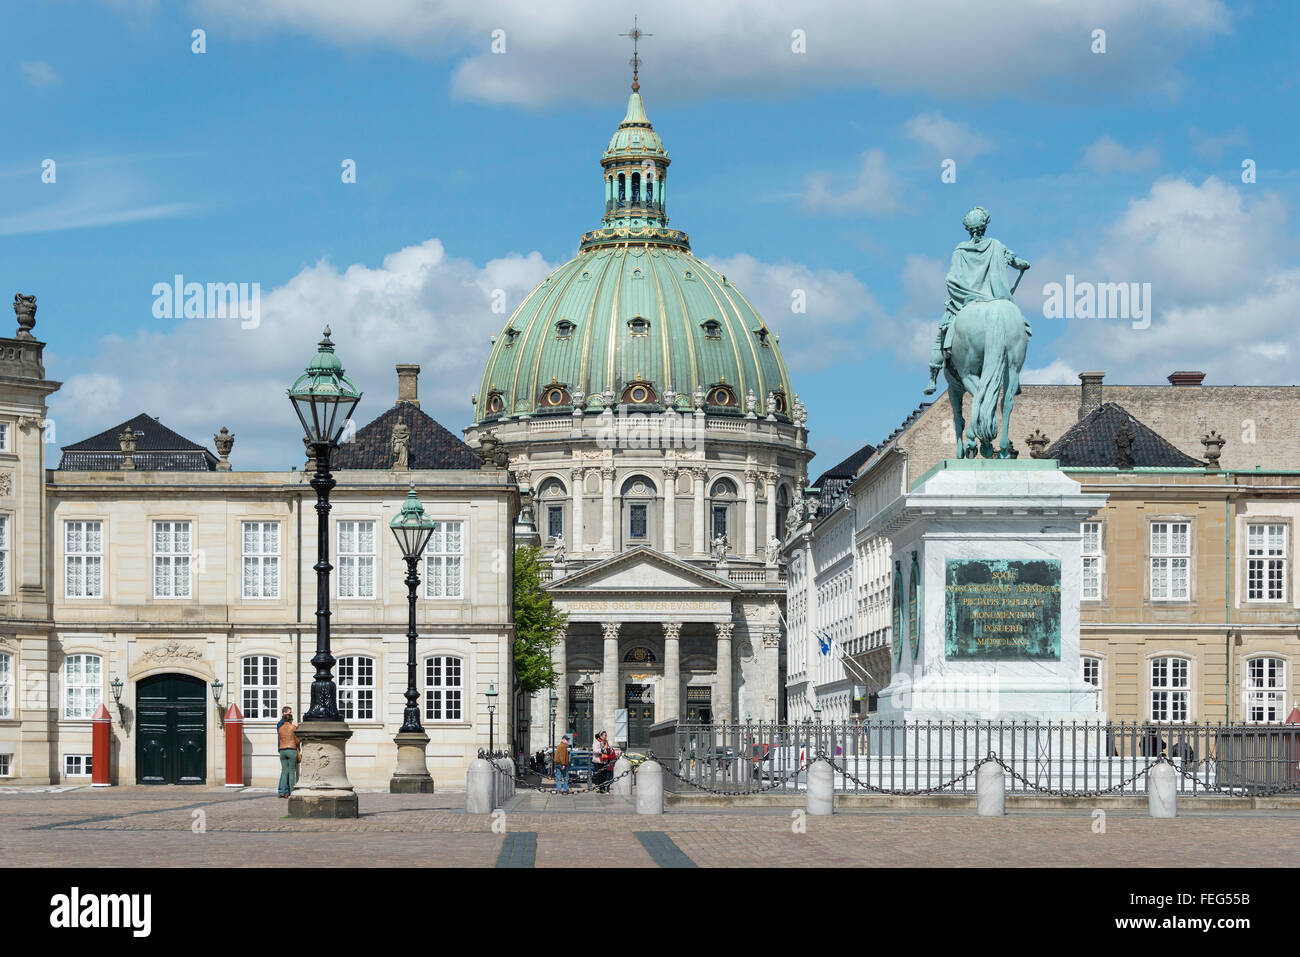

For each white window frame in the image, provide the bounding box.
[1149,656,1191,723]
[337,655,375,721]
[65,520,104,600]
[546,504,564,543]
[0,514,9,597]
[63,754,92,777]
[1246,523,1287,603]
[1149,522,1190,602]
[0,753,11,777]
[0,421,9,453]
[0,651,12,719]
[1080,654,1103,712]
[424,655,463,722]
[241,521,281,600]
[1081,521,1103,601]
[152,520,193,599]
[337,520,377,600]
[425,521,464,600]
[241,655,280,720]
[63,654,103,719]
[1244,656,1286,723]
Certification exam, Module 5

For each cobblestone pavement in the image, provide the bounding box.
[2,785,1299,867]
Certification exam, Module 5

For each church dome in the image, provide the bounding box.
[475,87,793,424]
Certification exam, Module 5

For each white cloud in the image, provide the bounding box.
[904,112,991,159]
[20,61,61,87]
[185,0,1231,107]
[1081,136,1160,174]
[802,149,905,218]
[1021,359,1079,385]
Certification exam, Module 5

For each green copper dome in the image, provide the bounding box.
[475,89,793,424]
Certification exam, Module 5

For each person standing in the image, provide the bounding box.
[554,735,571,794]
[277,706,300,798]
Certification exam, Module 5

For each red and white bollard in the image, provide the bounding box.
[91,703,112,788]
[224,703,244,787]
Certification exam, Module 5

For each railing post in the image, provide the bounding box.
[807,758,834,815]
[977,758,1006,816]
[636,759,664,814]
[1147,760,1177,818]
[466,757,493,813]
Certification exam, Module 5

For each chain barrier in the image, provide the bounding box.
[660,757,813,796]
[477,749,638,795]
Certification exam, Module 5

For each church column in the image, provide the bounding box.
[601,621,620,741]
[601,466,616,553]
[760,626,781,722]
[714,622,734,724]
[764,469,778,557]
[553,627,569,743]
[571,467,585,553]
[744,468,758,558]
[662,622,682,722]
[663,466,678,553]
[692,466,707,557]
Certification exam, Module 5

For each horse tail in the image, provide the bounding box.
[973,305,1009,441]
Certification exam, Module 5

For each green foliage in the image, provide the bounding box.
[512,545,567,695]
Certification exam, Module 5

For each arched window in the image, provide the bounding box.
[628,316,650,336]
[0,651,12,720]
[708,384,737,408]
[701,319,721,339]
[63,654,103,719]
[710,478,738,544]
[486,392,505,415]
[424,655,463,722]
[775,485,790,540]
[1245,656,1286,722]
[631,171,641,204]
[538,478,568,544]
[1149,656,1190,722]
[770,390,788,414]
[621,380,657,404]
[555,320,575,340]
[337,655,375,721]
[621,475,657,545]
[241,655,279,720]
[617,173,626,203]
[623,646,659,664]
[540,383,572,407]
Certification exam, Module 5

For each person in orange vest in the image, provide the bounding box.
[276,706,300,798]
[553,735,571,794]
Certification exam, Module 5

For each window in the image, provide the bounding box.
[1150,522,1190,601]
[338,656,375,721]
[701,319,721,339]
[622,382,656,404]
[0,753,10,777]
[629,503,648,539]
[712,505,729,539]
[0,421,8,452]
[0,652,11,719]
[541,384,571,406]
[241,656,279,719]
[424,656,463,721]
[547,506,564,542]
[63,654,102,719]
[338,520,376,599]
[0,514,8,596]
[64,754,92,777]
[65,520,104,599]
[425,521,464,599]
[627,316,650,336]
[1150,657,1190,722]
[1081,521,1103,600]
[555,320,575,340]
[242,521,281,599]
[152,520,192,599]
[1081,655,1102,711]
[1245,657,1286,723]
[708,385,737,407]
[1246,523,1287,601]
[486,392,504,414]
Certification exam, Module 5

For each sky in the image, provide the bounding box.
[2,0,1298,472]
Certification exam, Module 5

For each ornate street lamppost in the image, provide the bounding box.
[486,682,499,754]
[388,485,437,793]
[286,326,363,819]
[548,688,558,753]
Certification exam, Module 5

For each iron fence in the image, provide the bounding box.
[660,720,1300,796]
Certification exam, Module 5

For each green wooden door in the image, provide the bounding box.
[135,673,207,784]
[568,684,593,746]
[625,684,654,749]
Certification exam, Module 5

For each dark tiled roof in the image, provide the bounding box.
[1045,402,1205,468]
[59,413,218,471]
[331,403,482,470]
[812,440,877,519]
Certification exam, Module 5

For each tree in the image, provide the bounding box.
[512,545,567,695]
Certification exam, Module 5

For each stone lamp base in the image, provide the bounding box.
[389,731,435,793]
[288,720,358,819]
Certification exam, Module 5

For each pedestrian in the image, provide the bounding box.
[277,706,300,798]
[554,735,571,794]
[594,731,616,792]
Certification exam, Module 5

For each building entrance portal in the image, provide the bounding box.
[568,683,594,747]
[135,673,207,784]
[686,686,713,724]
[624,683,654,749]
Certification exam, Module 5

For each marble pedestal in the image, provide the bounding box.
[288,720,359,819]
[872,459,1108,726]
[389,731,435,794]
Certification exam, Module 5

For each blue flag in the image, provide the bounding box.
[817,632,831,656]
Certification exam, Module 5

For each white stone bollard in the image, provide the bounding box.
[612,756,633,796]
[1147,761,1177,818]
[976,761,1006,816]
[636,760,664,815]
[494,758,515,801]
[806,759,834,816]
[466,758,494,813]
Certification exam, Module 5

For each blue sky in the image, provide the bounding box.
[2,0,1297,471]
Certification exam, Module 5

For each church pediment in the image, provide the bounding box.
[549,546,739,594]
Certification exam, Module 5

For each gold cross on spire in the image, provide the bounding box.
[619,16,652,92]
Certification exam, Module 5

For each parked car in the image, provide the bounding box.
[568,748,593,784]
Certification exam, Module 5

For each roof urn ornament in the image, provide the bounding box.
[765,392,777,419]
[214,427,234,471]
[693,386,706,411]
[1026,429,1051,458]
[1114,419,1135,470]
[745,389,757,416]
[118,427,137,471]
[391,420,411,471]
[13,294,36,340]
[1201,430,1225,469]
[477,430,509,468]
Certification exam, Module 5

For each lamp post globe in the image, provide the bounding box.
[285,326,363,818]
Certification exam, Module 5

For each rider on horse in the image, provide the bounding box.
[924,207,1032,395]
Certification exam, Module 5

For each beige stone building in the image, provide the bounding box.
[0,305,519,788]
[789,371,1300,726]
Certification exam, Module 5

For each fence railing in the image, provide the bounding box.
[652,720,1300,796]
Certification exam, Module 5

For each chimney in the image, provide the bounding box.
[1078,371,1104,421]
[1168,371,1205,387]
[395,364,420,408]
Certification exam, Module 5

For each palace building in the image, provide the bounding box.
[463,76,812,753]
